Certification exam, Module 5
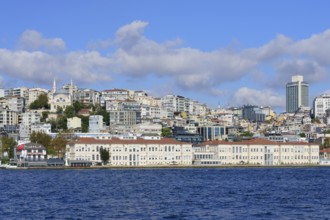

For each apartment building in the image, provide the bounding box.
[0,107,19,127]
[313,94,330,119]
[27,88,49,106]
[19,111,41,139]
[88,115,104,133]
[74,89,100,106]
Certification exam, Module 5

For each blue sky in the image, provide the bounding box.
[1,0,330,112]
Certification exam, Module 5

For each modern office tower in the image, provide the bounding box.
[286,75,309,113]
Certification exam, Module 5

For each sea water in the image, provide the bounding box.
[0,167,329,219]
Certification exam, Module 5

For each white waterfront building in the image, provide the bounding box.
[193,139,319,166]
[66,136,192,166]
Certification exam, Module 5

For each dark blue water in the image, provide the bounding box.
[1,167,330,219]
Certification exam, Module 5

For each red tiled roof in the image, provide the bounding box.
[199,138,315,146]
[69,137,189,145]
[102,89,128,92]
[77,109,92,115]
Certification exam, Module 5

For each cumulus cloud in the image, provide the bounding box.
[245,34,292,61]
[109,21,330,91]
[18,30,66,51]
[1,21,330,103]
[273,59,328,85]
[0,49,111,85]
[230,87,285,108]
[115,20,148,50]
[88,39,113,50]
[291,30,330,65]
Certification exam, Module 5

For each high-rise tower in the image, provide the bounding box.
[286,75,309,113]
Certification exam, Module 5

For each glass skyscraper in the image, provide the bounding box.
[286,75,309,113]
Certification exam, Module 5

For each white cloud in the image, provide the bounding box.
[230,87,285,108]
[290,29,330,65]
[88,39,113,50]
[18,30,66,51]
[0,49,111,85]
[1,21,330,104]
[245,34,291,61]
[115,20,149,51]
[274,59,329,84]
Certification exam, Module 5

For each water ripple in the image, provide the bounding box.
[1,168,330,219]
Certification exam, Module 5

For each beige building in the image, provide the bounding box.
[66,136,192,166]
[193,139,319,166]
[0,107,19,127]
[27,88,49,106]
[67,117,82,130]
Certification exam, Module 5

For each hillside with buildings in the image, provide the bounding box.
[0,75,329,167]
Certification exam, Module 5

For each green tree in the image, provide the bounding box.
[56,106,63,114]
[41,111,49,122]
[312,118,321,124]
[0,136,16,159]
[56,116,68,131]
[64,106,75,118]
[79,116,89,132]
[29,93,50,109]
[49,119,57,132]
[161,127,172,137]
[30,131,52,153]
[323,137,330,149]
[240,131,254,137]
[51,116,68,132]
[95,106,110,126]
[100,147,110,165]
[73,101,84,113]
[299,133,306,138]
[49,133,67,158]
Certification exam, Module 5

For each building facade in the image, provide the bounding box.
[88,115,104,133]
[5,96,25,113]
[27,88,49,107]
[286,75,309,113]
[193,139,319,166]
[5,87,28,99]
[197,125,227,141]
[19,111,41,139]
[16,143,47,166]
[0,107,19,127]
[67,116,82,130]
[74,89,100,106]
[313,94,330,119]
[66,136,192,166]
[109,110,140,126]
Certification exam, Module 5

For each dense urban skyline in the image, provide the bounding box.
[1,1,330,112]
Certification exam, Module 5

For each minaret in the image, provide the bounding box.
[69,79,73,97]
[52,78,57,94]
